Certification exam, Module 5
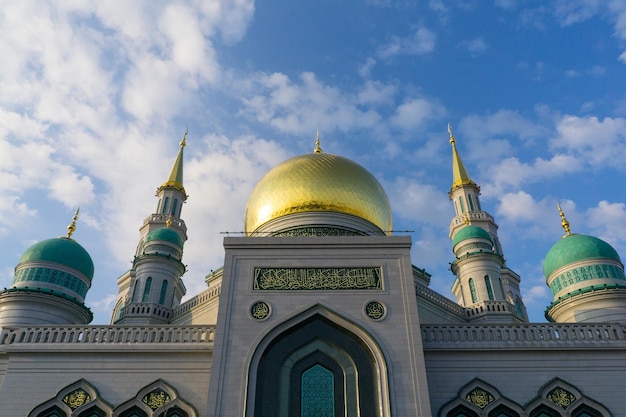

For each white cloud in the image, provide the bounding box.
[554,0,603,26]
[458,37,487,55]
[376,26,436,60]
[587,200,626,250]
[550,115,626,168]
[459,109,545,142]
[522,285,549,305]
[390,98,446,131]
[619,51,626,63]
[241,72,387,134]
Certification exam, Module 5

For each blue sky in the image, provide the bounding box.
[1,1,626,323]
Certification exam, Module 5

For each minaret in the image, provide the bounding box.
[112,133,188,324]
[544,204,626,323]
[447,125,527,322]
[0,209,94,325]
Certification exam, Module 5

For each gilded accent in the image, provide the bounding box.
[62,388,92,410]
[465,388,495,409]
[142,389,171,410]
[251,301,270,320]
[66,208,80,239]
[557,203,571,237]
[272,226,365,237]
[253,267,382,290]
[449,124,477,191]
[314,130,322,154]
[245,153,392,234]
[547,387,576,409]
[157,132,188,199]
[365,301,385,320]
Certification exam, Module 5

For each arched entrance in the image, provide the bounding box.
[250,312,387,417]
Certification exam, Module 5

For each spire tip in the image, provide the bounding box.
[66,207,80,239]
[314,130,322,154]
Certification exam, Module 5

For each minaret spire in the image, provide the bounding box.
[66,208,80,239]
[449,123,476,189]
[157,130,187,198]
[314,130,323,154]
[557,203,571,237]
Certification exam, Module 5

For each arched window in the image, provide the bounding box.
[172,199,178,216]
[119,406,148,417]
[36,407,67,417]
[159,280,168,305]
[572,405,604,417]
[142,277,152,303]
[468,194,475,211]
[488,404,521,417]
[156,198,162,213]
[515,298,524,319]
[76,406,108,417]
[158,409,190,417]
[446,405,479,417]
[301,364,335,416]
[162,197,170,214]
[529,405,561,417]
[469,278,477,303]
[131,280,139,302]
[485,275,494,300]
[254,315,380,417]
[459,196,466,214]
[113,299,124,321]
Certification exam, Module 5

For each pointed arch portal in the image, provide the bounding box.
[251,314,384,417]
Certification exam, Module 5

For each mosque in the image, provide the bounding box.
[0,128,625,417]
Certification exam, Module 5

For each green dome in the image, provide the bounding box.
[18,237,94,280]
[146,228,184,248]
[452,225,492,247]
[543,234,621,277]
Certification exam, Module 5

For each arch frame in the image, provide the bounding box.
[244,303,392,417]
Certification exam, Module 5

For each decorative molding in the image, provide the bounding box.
[365,301,385,320]
[253,267,382,291]
[251,301,271,320]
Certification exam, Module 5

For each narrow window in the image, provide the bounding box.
[142,277,152,303]
[159,280,168,305]
[131,280,139,302]
[162,197,170,214]
[515,298,524,319]
[468,194,475,211]
[301,364,334,417]
[469,278,477,303]
[156,198,162,213]
[172,198,178,216]
[485,275,494,300]
[459,196,466,214]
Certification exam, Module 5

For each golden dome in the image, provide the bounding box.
[244,152,393,235]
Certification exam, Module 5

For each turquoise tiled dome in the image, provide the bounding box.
[146,228,184,248]
[18,237,94,280]
[543,234,621,277]
[452,225,492,247]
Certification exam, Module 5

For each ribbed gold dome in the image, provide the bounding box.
[244,153,392,234]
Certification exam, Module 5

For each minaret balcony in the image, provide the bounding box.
[464,300,524,322]
[451,211,494,227]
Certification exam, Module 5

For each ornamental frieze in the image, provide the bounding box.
[253,267,382,290]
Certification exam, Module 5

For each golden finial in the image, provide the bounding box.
[314,130,322,154]
[463,212,470,225]
[557,203,571,237]
[66,207,80,239]
[448,123,456,145]
[166,214,173,228]
[180,128,187,147]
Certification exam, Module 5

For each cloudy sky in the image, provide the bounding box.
[1,0,626,323]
